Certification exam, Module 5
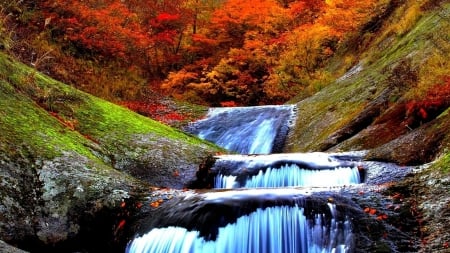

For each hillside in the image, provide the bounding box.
[0,52,221,252]
[286,1,450,164]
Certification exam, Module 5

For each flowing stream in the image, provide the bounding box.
[184,105,296,154]
[127,105,363,253]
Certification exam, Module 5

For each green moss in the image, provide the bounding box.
[74,96,211,147]
[0,52,220,161]
[0,79,95,159]
[432,152,450,173]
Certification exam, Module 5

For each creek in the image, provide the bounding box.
[125,105,415,253]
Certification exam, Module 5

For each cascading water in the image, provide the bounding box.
[215,164,361,189]
[126,105,360,253]
[184,105,296,154]
[126,190,353,253]
[210,153,363,189]
[127,205,351,253]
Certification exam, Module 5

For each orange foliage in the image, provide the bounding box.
[36,0,384,106]
[47,1,150,60]
[150,199,164,208]
[161,0,383,105]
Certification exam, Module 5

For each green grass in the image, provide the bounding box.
[74,96,210,146]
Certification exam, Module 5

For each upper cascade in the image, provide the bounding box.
[185,105,296,154]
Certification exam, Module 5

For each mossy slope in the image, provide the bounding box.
[286,3,450,165]
[0,52,221,186]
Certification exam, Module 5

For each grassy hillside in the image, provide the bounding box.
[286,1,450,163]
[0,51,221,184]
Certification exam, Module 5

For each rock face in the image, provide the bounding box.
[0,240,28,253]
[0,53,221,252]
[0,150,145,252]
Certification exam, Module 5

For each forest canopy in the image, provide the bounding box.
[1,0,440,106]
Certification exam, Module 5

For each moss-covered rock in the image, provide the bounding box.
[0,52,222,252]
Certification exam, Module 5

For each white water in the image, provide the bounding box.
[215,164,361,189]
[126,106,357,253]
[186,105,295,154]
[126,204,352,253]
[212,152,349,172]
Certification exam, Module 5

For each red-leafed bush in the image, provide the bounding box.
[119,101,187,125]
[404,76,450,128]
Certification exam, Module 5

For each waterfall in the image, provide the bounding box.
[211,153,362,189]
[126,204,352,253]
[126,106,359,253]
[215,164,361,189]
[184,105,296,154]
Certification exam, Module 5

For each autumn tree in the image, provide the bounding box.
[162,0,293,104]
[40,1,150,61]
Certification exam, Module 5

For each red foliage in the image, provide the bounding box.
[119,101,187,125]
[220,101,237,107]
[49,112,78,130]
[154,13,181,23]
[42,1,150,60]
[404,76,450,128]
[114,219,126,235]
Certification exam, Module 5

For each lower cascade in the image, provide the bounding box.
[208,153,364,189]
[126,203,352,253]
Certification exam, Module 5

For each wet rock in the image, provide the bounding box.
[106,133,216,189]
[0,241,29,253]
[0,151,148,253]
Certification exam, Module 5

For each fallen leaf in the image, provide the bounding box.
[150,201,160,208]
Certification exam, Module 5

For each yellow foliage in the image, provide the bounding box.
[161,70,199,91]
[392,3,422,36]
[406,52,450,99]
